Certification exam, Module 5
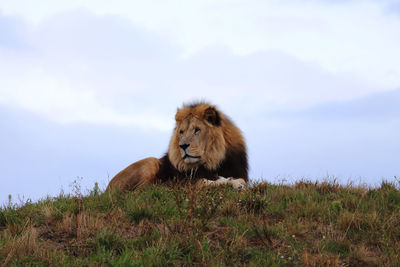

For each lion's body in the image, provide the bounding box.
[107,102,248,191]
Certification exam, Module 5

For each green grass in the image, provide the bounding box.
[1,179,400,266]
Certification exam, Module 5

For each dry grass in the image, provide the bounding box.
[1,224,38,266]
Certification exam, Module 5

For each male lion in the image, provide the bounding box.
[107,102,248,191]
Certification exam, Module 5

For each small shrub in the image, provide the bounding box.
[323,240,350,255]
[239,192,268,214]
[331,200,343,214]
[91,182,100,197]
[96,228,125,255]
[126,207,153,225]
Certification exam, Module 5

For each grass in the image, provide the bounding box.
[1,179,400,266]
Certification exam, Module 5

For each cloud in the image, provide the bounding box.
[0,105,170,203]
[0,12,30,50]
[384,1,400,16]
[273,88,400,121]
[2,0,399,89]
[0,9,389,130]
[0,11,177,131]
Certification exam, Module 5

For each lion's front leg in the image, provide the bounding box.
[196,176,247,190]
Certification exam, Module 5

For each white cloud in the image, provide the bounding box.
[0,7,390,129]
[1,0,399,90]
[0,63,172,131]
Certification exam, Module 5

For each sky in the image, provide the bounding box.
[1,0,399,203]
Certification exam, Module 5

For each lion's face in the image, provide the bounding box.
[168,105,227,172]
[176,116,208,164]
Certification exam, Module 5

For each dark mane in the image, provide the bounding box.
[156,147,248,183]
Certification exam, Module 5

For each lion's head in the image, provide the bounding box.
[168,102,245,173]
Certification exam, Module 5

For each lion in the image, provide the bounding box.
[106,102,248,191]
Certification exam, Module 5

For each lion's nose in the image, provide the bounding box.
[179,144,190,150]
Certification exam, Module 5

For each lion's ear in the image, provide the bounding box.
[204,107,221,126]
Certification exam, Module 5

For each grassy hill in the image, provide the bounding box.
[1,179,400,266]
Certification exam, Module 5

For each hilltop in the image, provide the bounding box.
[1,180,399,266]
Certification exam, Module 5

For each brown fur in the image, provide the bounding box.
[106,102,248,192]
[107,157,160,191]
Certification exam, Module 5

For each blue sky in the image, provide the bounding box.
[1,0,399,203]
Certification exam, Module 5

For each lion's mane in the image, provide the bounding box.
[156,102,248,182]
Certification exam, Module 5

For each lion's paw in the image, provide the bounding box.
[196,179,214,188]
[229,178,246,190]
[218,176,246,190]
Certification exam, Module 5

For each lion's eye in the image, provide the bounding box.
[179,130,184,134]
[194,128,201,134]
